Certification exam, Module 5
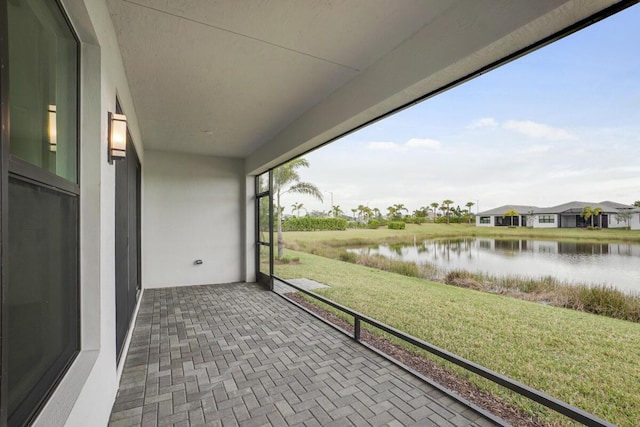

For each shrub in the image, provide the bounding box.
[283,217,347,231]
[338,251,357,263]
[573,286,640,322]
[389,260,420,277]
[444,270,483,290]
[367,219,380,229]
[356,254,419,277]
[404,216,425,224]
[387,221,406,230]
[434,216,465,224]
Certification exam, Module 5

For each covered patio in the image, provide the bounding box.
[109,283,496,427]
[1,0,633,425]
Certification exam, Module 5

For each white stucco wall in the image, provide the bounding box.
[143,151,244,288]
[608,211,640,230]
[531,214,559,229]
[475,215,494,227]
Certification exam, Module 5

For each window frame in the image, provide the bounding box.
[255,171,273,290]
[539,215,555,224]
[0,0,82,424]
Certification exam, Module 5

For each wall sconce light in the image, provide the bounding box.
[108,112,127,164]
[48,105,57,152]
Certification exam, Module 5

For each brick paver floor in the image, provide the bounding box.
[109,282,500,426]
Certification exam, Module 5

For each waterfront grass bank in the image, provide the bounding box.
[282,224,640,322]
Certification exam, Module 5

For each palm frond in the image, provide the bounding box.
[287,182,324,202]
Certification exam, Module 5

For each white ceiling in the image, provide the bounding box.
[107,0,624,163]
[107,0,456,157]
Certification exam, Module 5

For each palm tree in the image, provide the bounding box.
[331,205,343,218]
[291,202,304,217]
[393,203,408,220]
[386,204,407,221]
[362,206,373,222]
[386,205,397,220]
[593,206,603,228]
[357,205,372,222]
[503,209,519,227]
[442,200,454,224]
[372,207,382,220]
[274,158,323,259]
[430,202,439,220]
[465,201,475,224]
[351,208,357,221]
[581,206,594,228]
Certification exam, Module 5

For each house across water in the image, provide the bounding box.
[476,201,640,229]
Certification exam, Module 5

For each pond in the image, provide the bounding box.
[350,238,640,294]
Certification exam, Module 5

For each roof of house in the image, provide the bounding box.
[476,205,539,216]
[536,201,635,214]
[478,201,637,216]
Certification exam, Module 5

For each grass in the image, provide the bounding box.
[442,269,640,322]
[274,249,640,426]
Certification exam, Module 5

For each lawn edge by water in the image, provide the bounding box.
[284,224,640,322]
[284,223,640,247]
[274,249,640,427]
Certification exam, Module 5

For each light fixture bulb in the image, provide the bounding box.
[48,105,57,152]
[109,112,128,162]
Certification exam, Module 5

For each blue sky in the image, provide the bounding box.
[283,5,640,216]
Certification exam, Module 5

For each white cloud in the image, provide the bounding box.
[503,120,576,141]
[366,138,442,152]
[366,141,404,152]
[527,145,550,153]
[468,117,498,129]
[405,138,441,149]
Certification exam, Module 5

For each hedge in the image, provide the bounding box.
[387,221,406,230]
[403,216,426,224]
[283,217,347,231]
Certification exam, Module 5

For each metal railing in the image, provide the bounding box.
[273,276,615,427]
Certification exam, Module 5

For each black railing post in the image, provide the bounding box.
[354,316,361,341]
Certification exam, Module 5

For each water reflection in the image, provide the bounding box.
[351,238,640,294]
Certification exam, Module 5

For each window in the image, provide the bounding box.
[255,172,273,288]
[3,0,80,425]
[8,0,78,183]
[539,215,555,224]
[480,216,491,224]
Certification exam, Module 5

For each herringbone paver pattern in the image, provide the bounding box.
[109,282,499,426]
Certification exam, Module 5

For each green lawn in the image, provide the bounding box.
[284,222,640,246]
[274,248,640,426]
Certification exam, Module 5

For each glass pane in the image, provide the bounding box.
[7,177,79,426]
[257,172,269,193]
[258,245,271,275]
[8,0,78,182]
[258,196,270,244]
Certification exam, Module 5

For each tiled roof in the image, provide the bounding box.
[478,201,636,216]
[477,205,539,216]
